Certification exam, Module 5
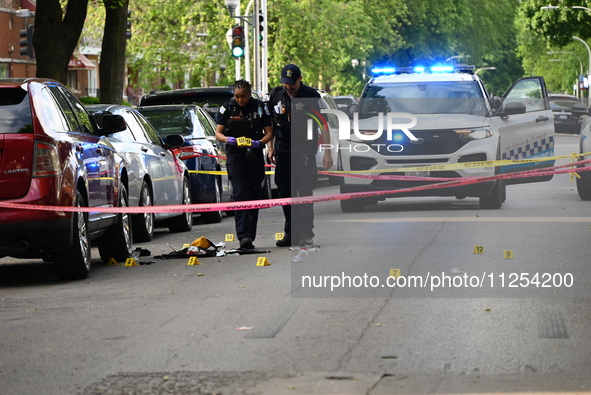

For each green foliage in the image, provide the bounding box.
[81,0,527,97]
[79,96,101,105]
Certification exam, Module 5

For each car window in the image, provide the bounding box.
[134,111,164,146]
[33,86,69,132]
[141,108,206,138]
[48,85,80,132]
[119,110,149,144]
[0,87,34,134]
[195,109,216,137]
[504,79,546,113]
[361,81,486,116]
[549,99,578,111]
[59,87,97,134]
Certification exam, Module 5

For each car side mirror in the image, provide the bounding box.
[165,134,185,148]
[497,101,527,117]
[490,96,502,112]
[571,104,590,117]
[101,114,127,133]
[347,103,359,118]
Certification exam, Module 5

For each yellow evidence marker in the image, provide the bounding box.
[503,250,514,259]
[124,258,138,267]
[256,257,270,266]
[187,256,202,265]
[275,233,285,240]
[474,245,484,254]
[225,234,235,242]
[389,269,401,278]
[107,258,119,266]
[183,244,190,249]
[236,137,252,147]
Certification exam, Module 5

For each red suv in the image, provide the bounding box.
[0,78,133,280]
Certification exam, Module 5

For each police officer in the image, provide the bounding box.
[267,64,333,247]
[215,80,273,249]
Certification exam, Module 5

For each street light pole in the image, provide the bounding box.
[571,36,591,103]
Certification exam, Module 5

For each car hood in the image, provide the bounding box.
[354,113,488,133]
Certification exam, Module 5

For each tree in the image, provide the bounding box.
[99,0,129,104]
[34,0,89,83]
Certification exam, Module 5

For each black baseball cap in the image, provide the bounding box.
[281,64,301,84]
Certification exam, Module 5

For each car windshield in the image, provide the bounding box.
[0,88,34,134]
[140,108,207,138]
[550,99,578,111]
[360,81,486,116]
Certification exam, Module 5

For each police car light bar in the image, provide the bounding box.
[370,65,476,76]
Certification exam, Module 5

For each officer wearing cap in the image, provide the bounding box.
[216,79,273,250]
[267,64,333,247]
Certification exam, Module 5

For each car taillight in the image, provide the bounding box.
[33,141,61,177]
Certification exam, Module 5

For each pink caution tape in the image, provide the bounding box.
[0,164,589,214]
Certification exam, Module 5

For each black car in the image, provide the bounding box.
[549,94,582,134]
[138,87,274,199]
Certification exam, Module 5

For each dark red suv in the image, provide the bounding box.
[0,78,133,280]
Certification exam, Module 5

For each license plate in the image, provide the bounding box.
[558,114,567,119]
[404,166,429,177]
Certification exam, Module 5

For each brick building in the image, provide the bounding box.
[0,0,98,97]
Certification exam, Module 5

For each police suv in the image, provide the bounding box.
[337,65,555,212]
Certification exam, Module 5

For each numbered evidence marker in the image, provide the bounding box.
[256,257,270,266]
[225,234,235,242]
[236,137,252,147]
[503,250,514,259]
[108,258,119,266]
[187,256,202,265]
[473,245,485,254]
[389,269,401,278]
[124,258,138,267]
[275,233,285,241]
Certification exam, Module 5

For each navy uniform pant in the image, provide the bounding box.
[274,150,317,242]
[227,149,265,241]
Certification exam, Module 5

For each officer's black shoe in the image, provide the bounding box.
[276,236,291,247]
[240,238,254,249]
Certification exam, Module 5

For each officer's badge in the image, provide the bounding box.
[286,70,293,77]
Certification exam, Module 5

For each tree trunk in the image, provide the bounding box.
[99,0,130,104]
[33,0,89,84]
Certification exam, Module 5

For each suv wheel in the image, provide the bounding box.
[340,185,365,213]
[132,181,154,242]
[168,176,193,232]
[52,190,91,280]
[576,170,591,200]
[479,179,503,209]
[98,185,133,262]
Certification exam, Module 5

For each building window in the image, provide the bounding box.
[0,64,9,78]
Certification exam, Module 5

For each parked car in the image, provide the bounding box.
[0,78,133,280]
[549,93,582,134]
[136,104,229,223]
[138,87,274,199]
[333,95,359,112]
[571,103,591,199]
[86,104,193,242]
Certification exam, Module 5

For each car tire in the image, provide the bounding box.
[201,178,223,224]
[576,170,591,200]
[52,190,92,281]
[340,185,364,213]
[132,181,154,242]
[98,185,133,263]
[168,176,193,232]
[479,179,503,209]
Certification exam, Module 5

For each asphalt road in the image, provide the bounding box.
[1,134,590,394]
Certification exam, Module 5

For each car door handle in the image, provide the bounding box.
[160,152,166,157]
[536,116,550,122]
[141,147,148,152]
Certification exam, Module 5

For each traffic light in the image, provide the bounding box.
[259,13,264,44]
[231,25,245,58]
[126,10,132,39]
[19,25,34,58]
